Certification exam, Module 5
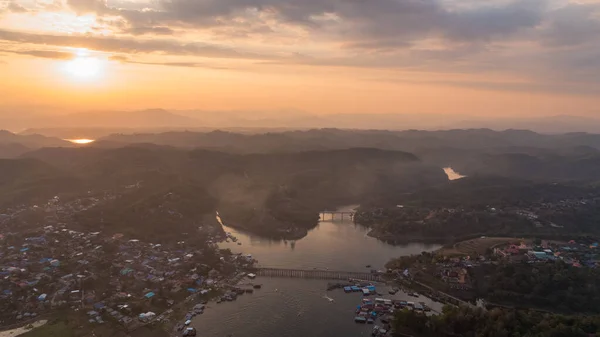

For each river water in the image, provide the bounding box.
[192,206,441,337]
[443,167,466,181]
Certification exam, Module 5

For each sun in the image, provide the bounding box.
[62,50,106,81]
[64,57,104,80]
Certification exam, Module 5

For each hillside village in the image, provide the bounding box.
[0,195,255,333]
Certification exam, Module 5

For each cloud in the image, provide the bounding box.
[108,55,128,62]
[0,49,75,60]
[371,76,600,96]
[82,0,549,49]
[1,1,27,14]
[110,55,230,69]
[0,29,275,60]
[542,2,600,47]
[7,1,28,13]
[3,0,600,88]
[67,0,110,14]
[124,26,175,36]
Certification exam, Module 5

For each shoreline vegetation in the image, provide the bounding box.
[366,229,600,247]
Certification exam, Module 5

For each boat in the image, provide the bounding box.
[193,304,205,314]
[367,318,374,324]
[354,316,367,323]
[322,295,334,302]
[237,242,242,245]
[366,265,371,268]
[253,284,262,289]
[182,327,197,336]
[245,288,254,293]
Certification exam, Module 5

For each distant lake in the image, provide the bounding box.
[65,139,95,144]
[443,167,466,180]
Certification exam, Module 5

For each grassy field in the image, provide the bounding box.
[437,237,524,257]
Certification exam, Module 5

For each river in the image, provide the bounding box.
[192,206,442,337]
[443,167,466,181]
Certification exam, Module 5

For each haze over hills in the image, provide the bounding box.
[10,127,600,183]
[5,108,600,135]
[0,130,73,158]
[91,129,600,183]
[95,128,600,153]
[2,145,445,241]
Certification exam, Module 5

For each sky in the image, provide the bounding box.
[0,0,599,117]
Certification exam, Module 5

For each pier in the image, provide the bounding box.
[411,280,474,308]
[320,211,354,221]
[256,267,382,282]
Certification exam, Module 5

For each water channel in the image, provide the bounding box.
[192,206,442,337]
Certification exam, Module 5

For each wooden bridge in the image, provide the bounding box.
[320,211,354,221]
[256,267,382,282]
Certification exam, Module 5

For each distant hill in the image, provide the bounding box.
[91,128,600,183]
[452,115,600,134]
[97,128,600,154]
[49,109,199,128]
[19,127,144,139]
[0,130,70,148]
[7,108,600,133]
[0,143,31,158]
[0,130,71,158]
[0,158,79,206]
[14,146,445,240]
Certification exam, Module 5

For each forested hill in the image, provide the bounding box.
[94,129,600,182]
[9,128,600,181]
[97,129,600,154]
[0,130,72,158]
[1,146,446,241]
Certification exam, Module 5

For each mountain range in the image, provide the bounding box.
[4,108,600,135]
[1,145,445,241]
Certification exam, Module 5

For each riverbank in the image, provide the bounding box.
[217,210,312,240]
[365,227,597,248]
[366,228,455,245]
[190,276,438,337]
[0,320,48,337]
[182,208,444,337]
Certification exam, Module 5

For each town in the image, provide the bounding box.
[0,194,257,336]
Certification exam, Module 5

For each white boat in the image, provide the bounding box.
[322,295,335,302]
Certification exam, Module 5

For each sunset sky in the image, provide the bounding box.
[0,0,599,116]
